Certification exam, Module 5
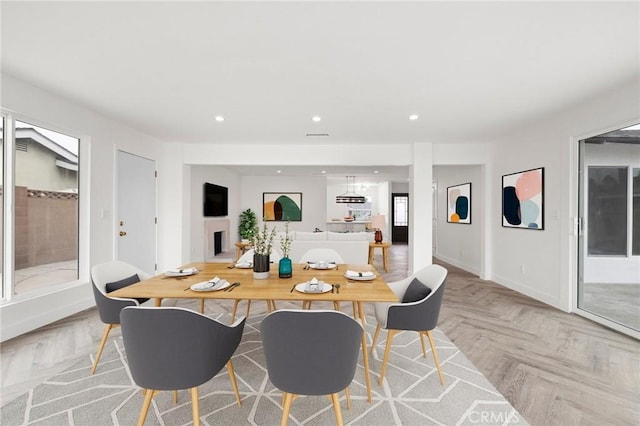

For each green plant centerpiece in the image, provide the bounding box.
[238,209,257,242]
[251,221,276,279]
[279,222,293,278]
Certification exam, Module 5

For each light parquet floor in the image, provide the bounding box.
[1,245,639,426]
[436,258,639,426]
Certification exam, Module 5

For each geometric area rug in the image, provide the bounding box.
[1,312,526,425]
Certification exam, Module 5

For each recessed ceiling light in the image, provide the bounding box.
[312,116,322,122]
[276,170,282,174]
[409,114,419,121]
[373,170,379,174]
[321,170,326,174]
[215,116,224,122]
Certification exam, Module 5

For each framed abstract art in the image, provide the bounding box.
[263,192,302,221]
[447,183,471,224]
[502,167,544,230]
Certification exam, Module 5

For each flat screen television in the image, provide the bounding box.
[203,183,228,217]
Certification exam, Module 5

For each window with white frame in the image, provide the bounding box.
[2,116,79,300]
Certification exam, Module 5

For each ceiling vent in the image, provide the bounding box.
[306,133,329,137]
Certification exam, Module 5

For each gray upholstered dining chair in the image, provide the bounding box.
[370,264,448,386]
[90,260,152,375]
[261,309,363,426]
[120,306,246,426]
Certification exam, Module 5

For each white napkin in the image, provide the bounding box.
[205,277,225,290]
[236,261,252,267]
[305,277,323,293]
[345,270,375,278]
[166,267,198,274]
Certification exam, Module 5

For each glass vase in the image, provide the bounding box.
[278,257,292,279]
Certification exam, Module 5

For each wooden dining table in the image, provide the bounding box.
[110,261,398,402]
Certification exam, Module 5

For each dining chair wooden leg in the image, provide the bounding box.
[267,300,276,312]
[137,388,155,426]
[190,387,200,426]
[231,300,240,322]
[92,324,114,375]
[330,393,345,426]
[356,301,372,403]
[352,302,357,318]
[199,299,205,314]
[370,324,381,354]
[379,329,397,385]
[426,330,445,386]
[419,331,427,358]
[282,393,299,407]
[226,360,242,406]
[173,390,178,403]
[333,301,340,311]
[281,392,294,426]
[345,387,352,409]
[245,300,252,318]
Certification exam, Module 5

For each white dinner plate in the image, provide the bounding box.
[308,263,337,270]
[344,272,376,281]
[190,280,230,292]
[165,267,198,277]
[235,262,253,269]
[295,282,332,294]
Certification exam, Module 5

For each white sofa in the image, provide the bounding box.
[274,231,373,265]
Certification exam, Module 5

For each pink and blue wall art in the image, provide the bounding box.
[447,182,471,224]
[502,167,544,230]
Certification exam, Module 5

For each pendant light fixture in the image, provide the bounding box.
[336,176,366,203]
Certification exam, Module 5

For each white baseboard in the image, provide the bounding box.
[0,284,94,342]
[491,273,566,312]
[434,254,481,277]
[435,255,566,313]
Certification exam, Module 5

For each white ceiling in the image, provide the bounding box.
[1,1,638,180]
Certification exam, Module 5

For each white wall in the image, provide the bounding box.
[188,165,241,262]
[391,181,409,193]
[433,165,483,276]
[241,175,327,233]
[490,78,640,312]
[409,143,433,273]
[1,74,165,341]
[376,181,390,238]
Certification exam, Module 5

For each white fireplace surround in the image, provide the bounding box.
[204,219,230,260]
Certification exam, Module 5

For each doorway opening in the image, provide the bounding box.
[577,123,639,336]
[391,193,409,243]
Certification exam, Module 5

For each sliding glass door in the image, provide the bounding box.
[577,123,640,336]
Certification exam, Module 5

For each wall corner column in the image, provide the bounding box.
[409,143,433,273]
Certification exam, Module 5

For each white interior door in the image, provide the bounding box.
[117,150,156,274]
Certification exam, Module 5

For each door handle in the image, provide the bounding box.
[119,231,127,237]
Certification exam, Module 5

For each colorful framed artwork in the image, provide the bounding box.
[502,167,544,230]
[263,192,302,221]
[447,183,472,224]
